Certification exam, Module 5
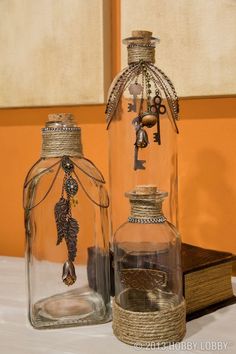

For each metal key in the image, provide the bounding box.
[134,144,146,170]
[128,83,142,113]
[150,95,166,145]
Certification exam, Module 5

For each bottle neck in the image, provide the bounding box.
[41,113,83,158]
[128,199,166,224]
[124,31,158,65]
[126,186,167,224]
[127,44,155,65]
[41,127,83,158]
[130,198,162,217]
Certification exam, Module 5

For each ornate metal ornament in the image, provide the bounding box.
[65,176,78,196]
[120,268,168,290]
[105,31,179,171]
[61,156,74,172]
[55,157,80,285]
[128,216,166,224]
[24,155,109,286]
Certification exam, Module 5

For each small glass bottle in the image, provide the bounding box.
[106,30,179,236]
[24,113,111,329]
[113,185,186,346]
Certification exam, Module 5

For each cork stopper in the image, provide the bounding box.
[41,113,83,158]
[132,30,152,38]
[123,30,159,45]
[126,185,167,221]
[125,185,168,202]
[46,113,78,129]
[123,30,159,65]
[132,30,152,41]
[135,185,157,195]
[48,113,74,123]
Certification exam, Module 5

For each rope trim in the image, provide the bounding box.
[129,198,164,219]
[112,299,186,347]
[41,129,83,158]
[128,46,155,65]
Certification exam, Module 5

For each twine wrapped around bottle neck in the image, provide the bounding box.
[127,45,155,65]
[124,30,159,65]
[130,198,163,218]
[41,113,83,158]
[126,185,167,223]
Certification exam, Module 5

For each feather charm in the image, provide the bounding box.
[54,197,70,245]
[54,156,80,286]
[65,217,79,261]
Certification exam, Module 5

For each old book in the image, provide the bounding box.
[87,244,236,320]
[182,243,236,320]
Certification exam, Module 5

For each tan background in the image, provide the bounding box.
[121,0,236,97]
[0,0,111,107]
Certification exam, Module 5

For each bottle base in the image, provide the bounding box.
[29,287,111,329]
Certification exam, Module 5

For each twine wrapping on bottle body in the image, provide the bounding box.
[113,184,186,345]
[113,299,186,347]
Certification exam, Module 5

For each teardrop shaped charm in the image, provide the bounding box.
[65,176,78,196]
[62,156,74,173]
[136,128,149,148]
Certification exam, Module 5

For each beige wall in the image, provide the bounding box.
[0,0,111,107]
[121,0,236,97]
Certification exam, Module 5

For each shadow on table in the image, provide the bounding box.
[185,304,235,339]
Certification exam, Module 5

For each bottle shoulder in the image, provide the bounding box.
[23,156,109,210]
[114,219,180,244]
[24,156,106,186]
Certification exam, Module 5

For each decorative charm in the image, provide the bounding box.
[54,156,79,286]
[128,83,143,112]
[62,260,77,286]
[106,61,179,130]
[134,127,149,170]
[65,176,78,196]
[105,31,180,171]
[120,268,168,290]
[55,197,70,245]
[62,157,74,173]
[141,112,157,128]
[150,94,167,145]
[24,153,109,287]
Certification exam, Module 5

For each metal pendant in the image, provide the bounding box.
[141,112,157,128]
[54,156,80,286]
[62,156,74,173]
[136,128,149,148]
[134,128,149,170]
[65,176,78,196]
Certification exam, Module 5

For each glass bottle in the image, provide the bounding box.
[106,30,179,236]
[23,113,111,329]
[113,185,186,346]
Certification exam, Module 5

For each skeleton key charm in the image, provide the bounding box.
[128,83,143,112]
[133,127,148,170]
[134,144,146,170]
[150,95,166,145]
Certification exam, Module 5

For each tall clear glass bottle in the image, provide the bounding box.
[113,185,186,346]
[106,30,179,236]
[24,113,111,329]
